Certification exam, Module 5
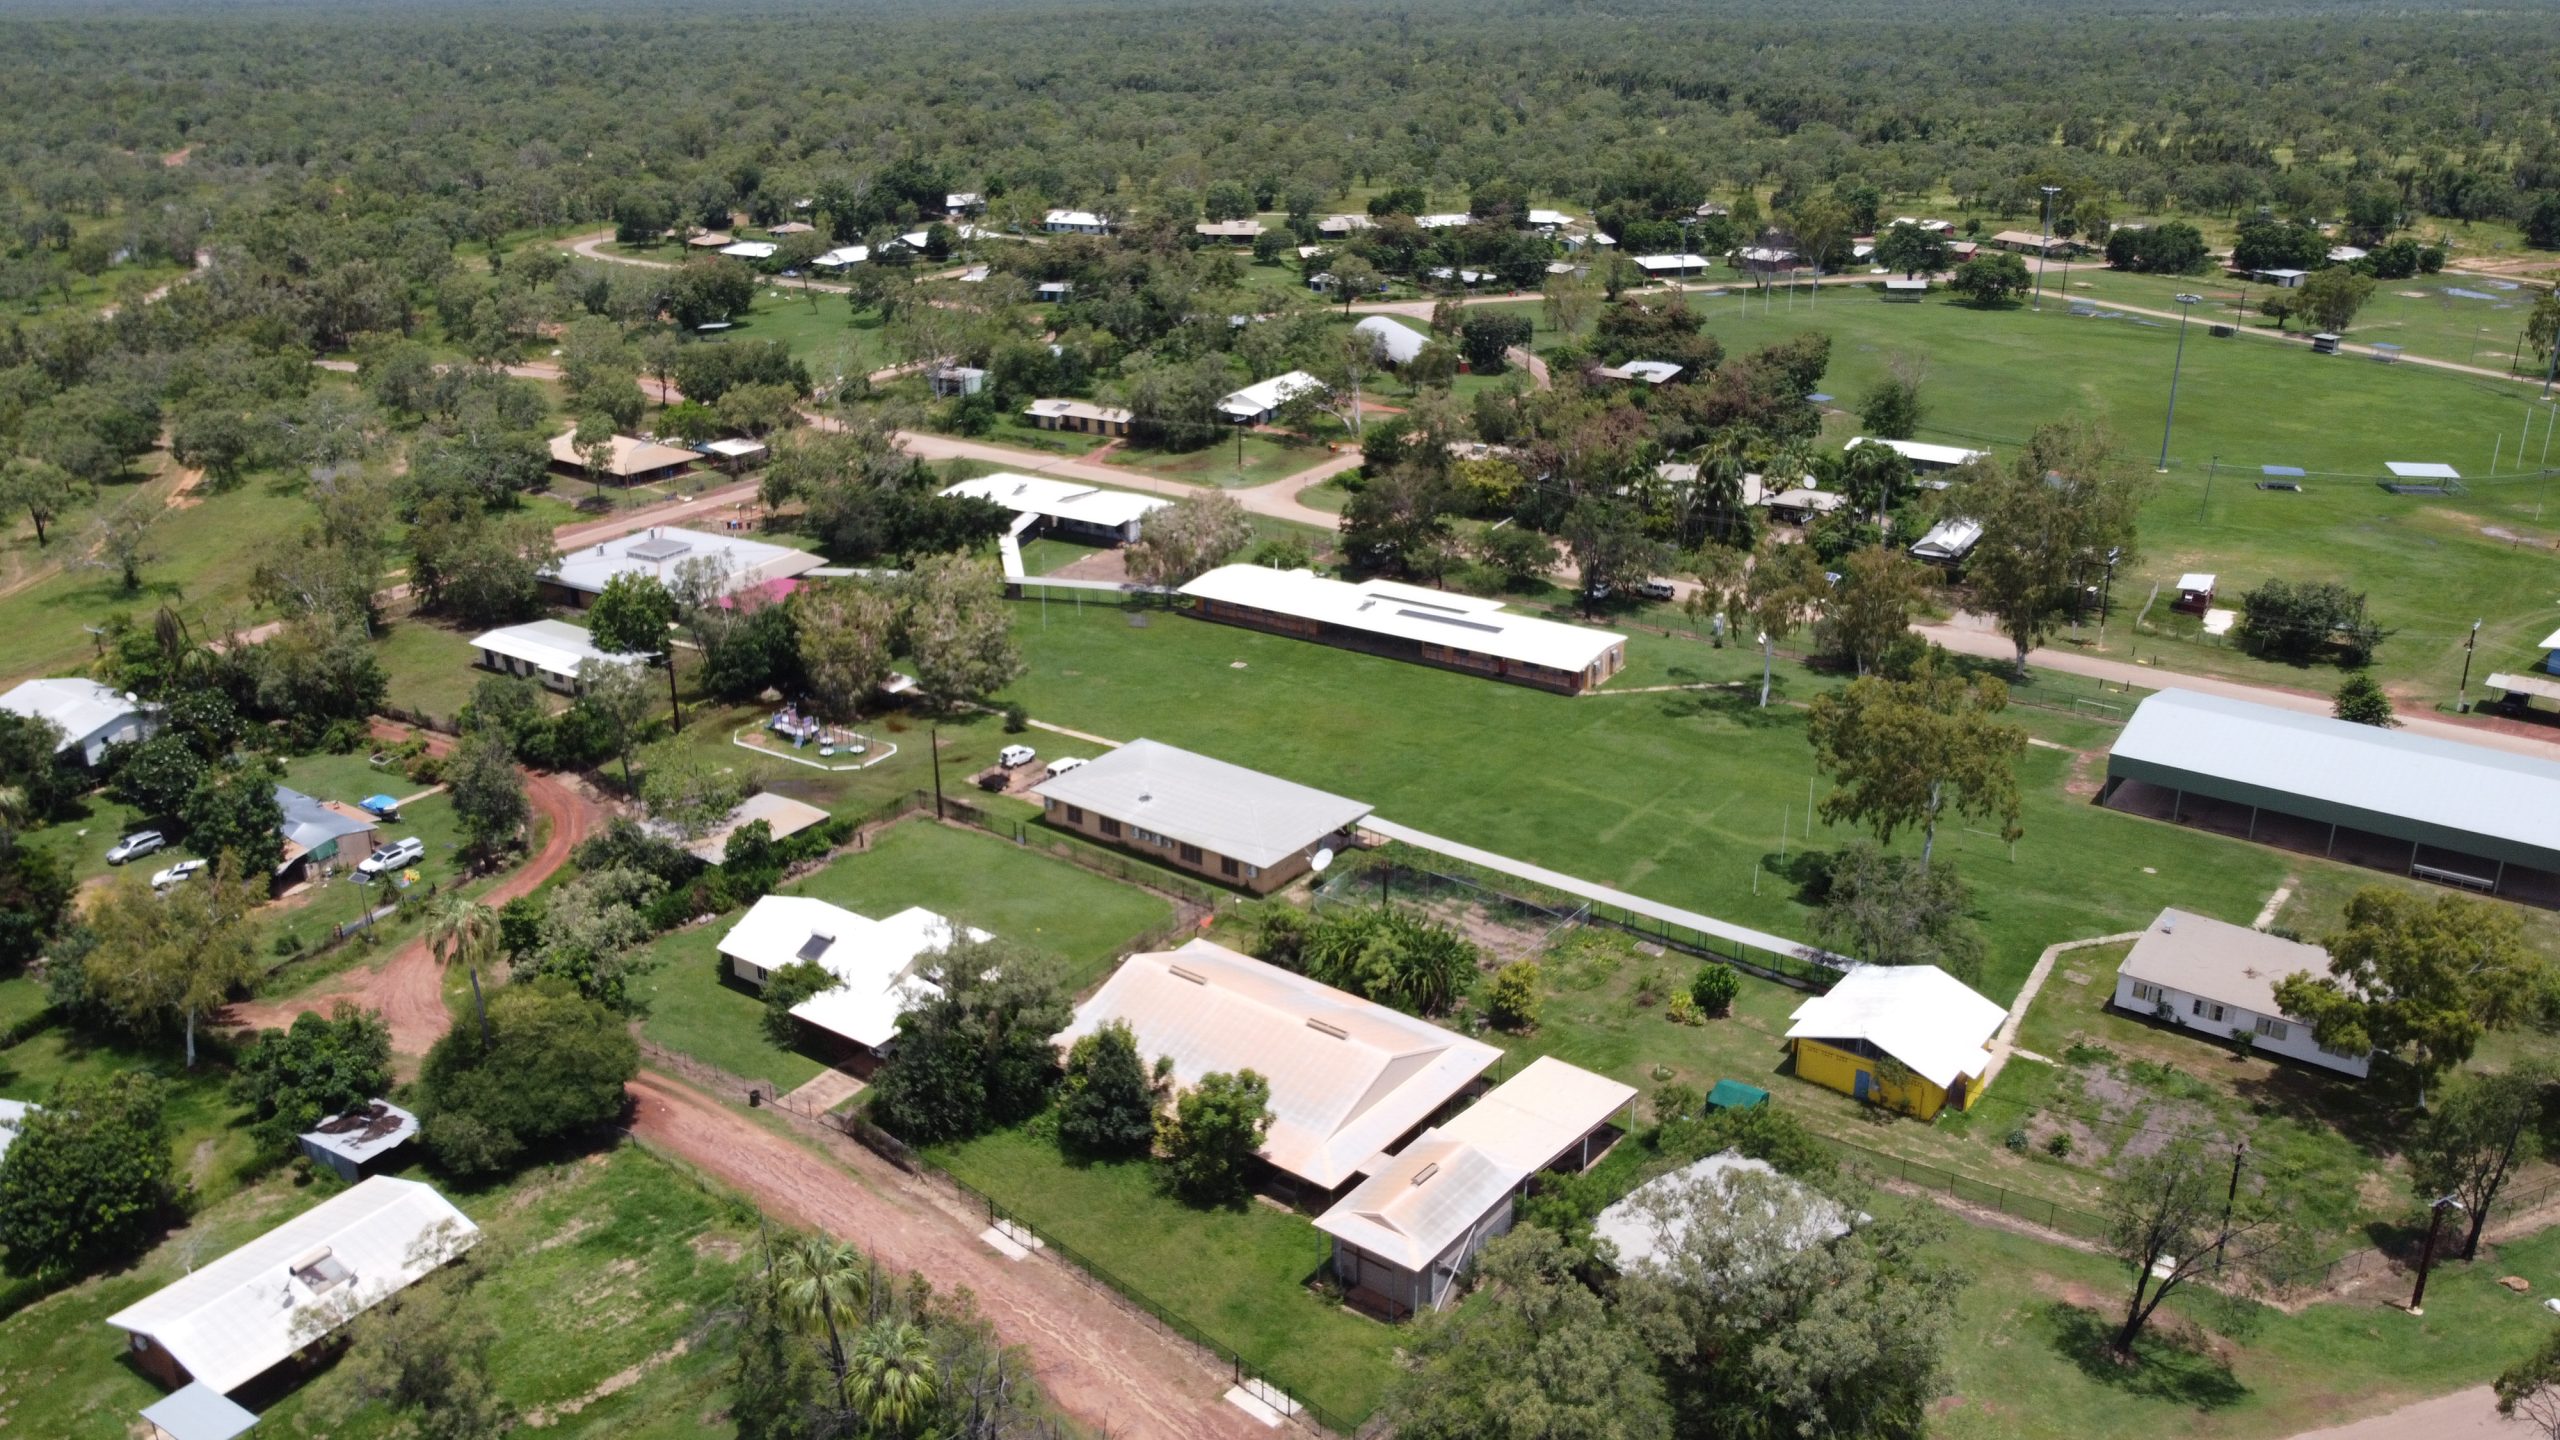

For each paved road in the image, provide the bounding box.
[2286,1386,2527,1440]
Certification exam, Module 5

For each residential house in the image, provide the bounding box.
[764,221,817,237]
[1055,938,1500,1192]
[720,894,986,1057]
[1195,219,1266,242]
[1315,214,1375,238]
[942,472,1167,544]
[1632,253,1712,278]
[274,786,379,887]
[1021,397,1134,437]
[1909,516,1985,566]
[927,364,987,398]
[0,677,159,765]
[943,192,984,215]
[2114,908,2373,1077]
[296,1100,418,1183]
[1314,1134,1525,1317]
[1354,315,1428,366]
[1593,359,1683,386]
[1784,964,2003,1119]
[1030,737,1370,893]
[1217,370,1325,424]
[1845,435,1987,473]
[540,526,826,609]
[546,430,700,487]
[107,1177,478,1395]
[1413,212,1473,229]
[1179,564,1629,694]
[470,619,642,694]
[661,790,831,865]
[1525,208,1575,230]
[1043,209,1110,235]
[1990,230,2079,256]
[1034,280,1074,302]
[812,245,870,269]
[719,240,778,260]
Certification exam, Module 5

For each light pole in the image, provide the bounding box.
[2407,1194,2467,1315]
[2156,294,2204,473]
[2033,184,2061,311]
[2459,617,2483,706]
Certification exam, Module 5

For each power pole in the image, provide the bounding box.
[2216,1142,2247,1273]
[2407,1196,2464,1315]
[929,720,945,820]
[2034,185,2061,311]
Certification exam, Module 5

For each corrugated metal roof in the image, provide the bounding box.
[544,526,825,597]
[1785,964,2001,1089]
[719,896,986,1050]
[1312,1133,1526,1270]
[1594,1150,1854,1271]
[470,619,639,677]
[0,677,152,751]
[1030,738,1368,869]
[1436,1056,1634,1174]
[2119,907,2339,1018]
[1057,939,1499,1189]
[942,473,1167,531]
[1178,565,1627,675]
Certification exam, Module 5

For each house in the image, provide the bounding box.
[1593,359,1683,386]
[274,786,379,885]
[719,240,779,261]
[1354,315,1429,366]
[2328,245,2369,264]
[1056,938,1501,1191]
[1413,212,1472,230]
[1845,436,1988,473]
[893,224,990,252]
[942,472,1168,544]
[1891,217,1954,235]
[107,1176,479,1396]
[296,1099,418,1183]
[686,232,735,249]
[2173,573,2218,614]
[470,619,642,694]
[1784,964,2003,1119]
[701,437,769,473]
[1034,280,1073,302]
[812,245,870,269]
[1594,1150,1857,1271]
[719,894,986,1054]
[2102,689,2560,905]
[666,790,832,865]
[540,526,826,609]
[1179,564,1630,694]
[1022,397,1134,437]
[1761,483,1847,525]
[1304,271,1387,296]
[1990,230,2077,256]
[1632,253,1712,278]
[2244,267,2309,288]
[1314,1134,1525,1316]
[1736,245,1799,267]
[1425,266,1491,287]
[546,430,700,487]
[1031,737,1370,893]
[1560,229,1615,252]
[765,221,817,236]
[1908,516,1984,566]
[927,364,987,398]
[944,192,984,215]
[1217,370,1325,424]
[1526,208,1575,230]
[1945,239,1980,261]
[1315,214,1374,237]
[2115,908,2373,1077]
[1195,219,1266,242]
[0,677,159,765]
[1043,209,1110,235]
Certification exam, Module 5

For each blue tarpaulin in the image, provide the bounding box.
[359,794,400,816]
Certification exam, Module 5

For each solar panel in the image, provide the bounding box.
[796,932,835,962]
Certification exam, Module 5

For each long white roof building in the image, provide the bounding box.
[1179,565,1627,682]
[941,472,1168,535]
[543,526,826,600]
[719,894,988,1050]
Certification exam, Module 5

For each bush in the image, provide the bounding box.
[1665,990,1701,1025]
[0,1071,175,1279]
[1690,962,1740,1017]
[1485,960,1542,1031]
[761,959,835,1045]
[233,1003,393,1154]
[414,979,638,1176]
[1251,903,1312,970]
[1157,1068,1272,1205]
[1656,1099,1835,1179]
[1002,701,1028,733]
[2044,1131,2073,1158]
[1057,1020,1161,1160]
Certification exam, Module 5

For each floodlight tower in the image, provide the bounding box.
[2157,294,2204,473]
[2034,184,2062,311]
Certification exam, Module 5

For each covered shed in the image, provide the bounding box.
[139,1384,258,1440]
[1178,564,1629,694]
[296,1099,419,1183]
[2172,573,2217,614]
[1784,965,2002,1118]
[1217,370,1325,424]
[941,472,1168,544]
[1435,1055,1636,1175]
[671,791,832,865]
[2102,689,2560,904]
[1353,315,1428,366]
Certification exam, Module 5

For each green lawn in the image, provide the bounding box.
[1100,431,1340,489]
[0,1142,759,1439]
[926,1123,1399,1424]
[251,752,469,966]
[375,610,506,727]
[20,792,154,887]
[718,292,894,382]
[637,819,1173,1087]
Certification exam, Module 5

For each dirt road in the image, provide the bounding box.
[2285,1386,2527,1439]
[625,1071,1273,1440]
[224,762,611,1059]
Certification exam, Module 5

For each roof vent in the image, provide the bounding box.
[1306,1018,1348,1040]
[1410,1162,1440,1186]
[1168,964,1208,985]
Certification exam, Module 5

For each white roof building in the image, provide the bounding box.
[1526,208,1575,229]
[1354,315,1429,365]
[471,619,644,684]
[1217,369,1326,423]
[1910,516,1985,564]
[1436,1055,1635,1174]
[106,1177,479,1395]
[719,240,779,260]
[941,472,1168,539]
[1595,359,1683,385]
[664,790,832,865]
[813,245,871,268]
[546,430,700,480]
[1413,212,1473,229]
[1737,245,1800,265]
[2117,907,2372,1077]
[1023,397,1134,428]
[0,677,159,765]
[295,1099,418,1182]
[1031,737,1371,871]
[1057,938,1500,1188]
[543,526,826,601]
[1786,965,2004,1091]
[0,1098,34,1165]
[1043,209,1111,233]
[1846,436,1988,471]
[1315,214,1375,235]
[1179,565,1628,685]
[1595,1150,1856,1271]
[719,894,988,1050]
[1313,1132,1526,1312]
[1632,253,1713,275]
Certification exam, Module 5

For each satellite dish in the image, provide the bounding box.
[1310,848,1335,874]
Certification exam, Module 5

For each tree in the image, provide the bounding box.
[1872,222,1948,279]
[795,583,899,721]
[1543,270,1599,339]
[414,977,639,1176]
[0,456,84,547]
[2333,673,2398,727]
[426,894,502,977]
[848,1318,940,1435]
[1158,1068,1273,1205]
[2105,1131,2297,1357]
[1384,1225,1671,1440]
[1330,255,1381,314]
[1689,961,1740,1017]
[2274,887,2544,1104]
[870,939,1068,1144]
[588,572,683,729]
[1961,418,2145,675]
[761,959,835,1045]
[1948,251,2031,306]
[1857,375,1924,441]
[408,501,558,627]
[79,491,162,592]
[1057,1019,1162,1160]
[2498,1327,2560,1439]
[446,725,528,858]
[1616,1171,1961,1438]
[232,1003,394,1154]
[2297,265,2377,333]
[1125,490,1252,592]
[1562,498,1667,616]
[2236,578,2389,666]
[526,866,663,1007]
[85,859,260,1066]
[637,737,742,841]
[0,1071,174,1279]
[1823,544,1929,675]
[0,836,73,973]
[900,553,1022,708]
[182,761,287,876]
[772,1233,874,1415]
[1808,655,2026,870]
[1742,535,1828,706]
[110,733,209,819]
[572,411,618,502]
[1814,841,1986,980]
[2526,195,2560,252]
[1458,311,1532,375]
[336,1259,518,1440]
[1487,960,1543,1030]
[2409,1068,2545,1262]
[1299,906,1480,1014]
[575,656,656,789]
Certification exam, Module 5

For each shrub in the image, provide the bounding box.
[2004,1127,2030,1153]
[1157,1068,1272,1205]
[1057,1020,1161,1159]
[2044,1131,2073,1158]
[1485,960,1542,1031]
[414,979,637,1176]
[1001,701,1028,733]
[1690,962,1740,1017]
[233,1004,394,1154]
[1665,991,1700,1025]
[761,959,835,1045]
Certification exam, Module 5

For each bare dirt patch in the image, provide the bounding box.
[525,1337,693,1427]
[2062,747,2105,799]
[690,1233,746,1263]
[1048,546,1134,584]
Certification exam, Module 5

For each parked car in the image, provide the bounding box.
[998,744,1037,769]
[1637,579,1678,601]
[106,830,165,865]
[1043,755,1088,779]
[151,858,207,891]
[356,837,426,876]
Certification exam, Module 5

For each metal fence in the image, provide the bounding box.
[938,794,1238,913]
[1816,1133,2114,1242]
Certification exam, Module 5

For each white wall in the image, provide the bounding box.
[2112,974,2372,1078]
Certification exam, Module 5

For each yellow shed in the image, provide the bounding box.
[1784,965,2004,1121]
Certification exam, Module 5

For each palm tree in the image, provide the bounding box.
[847,1318,939,1435]
[425,895,500,973]
[774,1235,872,1409]
[0,784,26,844]
[1691,428,1755,546]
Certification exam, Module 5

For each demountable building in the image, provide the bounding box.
[1784,965,2002,1118]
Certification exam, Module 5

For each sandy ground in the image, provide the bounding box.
[625,1071,1275,1440]
[2286,1386,2529,1439]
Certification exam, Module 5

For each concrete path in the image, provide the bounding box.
[1914,614,2560,758]
[1361,815,1849,971]
[1981,931,2143,1086]
[2285,1386,2526,1440]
